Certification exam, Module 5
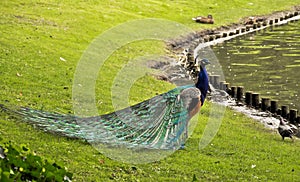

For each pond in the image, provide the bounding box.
[212,20,300,111]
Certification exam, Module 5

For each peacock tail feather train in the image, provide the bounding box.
[0,85,202,150]
[1,58,210,151]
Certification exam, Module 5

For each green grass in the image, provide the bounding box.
[2,104,300,181]
[1,0,300,181]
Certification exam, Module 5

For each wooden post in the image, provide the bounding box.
[224,83,230,92]
[261,98,270,111]
[215,34,222,39]
[220,81,229,91]
[269,20,274,25]
[204,36,209,42]
[245,91,252,106]
[209,75,214,85]
[219,81,226,91]
[277,108,282,116]
[209,75,216,88]
[252,93,260,108]
[229,32,235,36]
[237,86,244,102]
[231,86,237,98]
[246,25,252,31]
[257,23,261,28]
[270,100,278,114]
[262,21,268,26]
[296,116,300,124]
[289,109,297,124]
[213,75,220,89]
[281,105,289,118]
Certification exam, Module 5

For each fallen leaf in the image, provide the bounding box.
[60,57,67,62]
[99,159,105,164]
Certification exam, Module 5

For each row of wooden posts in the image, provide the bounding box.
[203,11,299,42]
[209,75,300,124]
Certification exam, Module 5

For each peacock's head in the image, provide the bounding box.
[194,55,210,68]
[200,58,210,67]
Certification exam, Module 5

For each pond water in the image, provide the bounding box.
[212,20,300,110]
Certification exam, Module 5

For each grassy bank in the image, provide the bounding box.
[1,0,300,181]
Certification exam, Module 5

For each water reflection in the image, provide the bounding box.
[212,20,300,110]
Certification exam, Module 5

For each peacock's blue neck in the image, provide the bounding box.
[195,65,209,105]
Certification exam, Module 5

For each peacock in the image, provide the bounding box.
[0,58,210,150]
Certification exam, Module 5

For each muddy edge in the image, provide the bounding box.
[167,5,300,54]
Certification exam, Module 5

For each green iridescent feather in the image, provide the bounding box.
[1,85,201,150]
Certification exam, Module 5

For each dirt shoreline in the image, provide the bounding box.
[168,5,300,53]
